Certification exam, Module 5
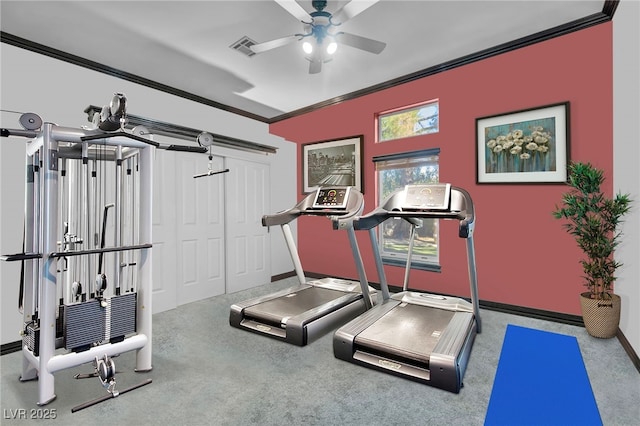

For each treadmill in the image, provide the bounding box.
[230,186,376,346]
[333,183,480,393]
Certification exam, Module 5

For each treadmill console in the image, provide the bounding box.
[312,187,351,209]
[403,183,451,211]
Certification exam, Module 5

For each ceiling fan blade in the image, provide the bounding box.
[274,0,313,22]
[250,35,300,54]
[335,32,386,54]
[332,0,379,24]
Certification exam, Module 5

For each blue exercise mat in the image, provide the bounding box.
[485,324,602,426]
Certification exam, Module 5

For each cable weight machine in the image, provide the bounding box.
[1,94,155,408]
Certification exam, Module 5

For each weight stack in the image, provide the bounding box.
[23,322,40,356]
[63,293,138,351]
[107,293,137,342]
[64,300,106,351]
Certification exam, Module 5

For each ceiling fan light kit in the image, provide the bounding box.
[302,39,337,55]
[302,40,313,54]
[326,40,338,55]
[251,0,386,74]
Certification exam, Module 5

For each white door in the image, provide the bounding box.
[176,152,226,305]
[152,149,178,313]
[225,158,270,293]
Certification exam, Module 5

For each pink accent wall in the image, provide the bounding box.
[269,23,613,316]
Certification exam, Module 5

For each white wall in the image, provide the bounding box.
[0,44,297,345]
[0,111,25,347]
[613,0,640,355]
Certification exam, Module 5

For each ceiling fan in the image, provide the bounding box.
[251,0,386,74]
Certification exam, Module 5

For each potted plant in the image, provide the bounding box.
[553,161,632,338]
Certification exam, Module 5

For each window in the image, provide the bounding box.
[377,100,439,142]
[374,149,440,271]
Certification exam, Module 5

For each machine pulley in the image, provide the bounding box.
[193,132,230,179]
[19,112,43,131]
[95,355,118,396]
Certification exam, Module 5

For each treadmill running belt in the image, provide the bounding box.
[244,286,352,326]
[355,303,455,364]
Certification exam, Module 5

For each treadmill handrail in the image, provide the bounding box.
[262,187,364,227]
[353,186,475,239]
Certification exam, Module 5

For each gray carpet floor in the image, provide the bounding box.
[1,276,639,425]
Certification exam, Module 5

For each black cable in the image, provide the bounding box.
[19,219,25,311]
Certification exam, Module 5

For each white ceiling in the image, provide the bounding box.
[1,1,608,122]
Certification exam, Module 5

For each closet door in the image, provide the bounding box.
[152,149,178,313]
[225,158,270,293]
[176,152,226,305]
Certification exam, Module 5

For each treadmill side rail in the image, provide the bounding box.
[430,312,476,393]
[294,299,369,345]
[432,312,475,357]
[430,319,477,393]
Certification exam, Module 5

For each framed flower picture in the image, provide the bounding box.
[476,102,570,184]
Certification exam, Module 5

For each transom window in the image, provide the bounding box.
[374,149,440,270]
[377,100,439,143]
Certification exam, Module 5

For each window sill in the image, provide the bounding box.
[381,257,441,273]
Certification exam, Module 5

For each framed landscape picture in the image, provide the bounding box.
[476,102,570,184]
[302,135,363,193]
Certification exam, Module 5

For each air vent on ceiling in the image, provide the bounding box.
[230,36,257,57]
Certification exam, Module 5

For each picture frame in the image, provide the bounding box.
[476,102,570,184]
[302,135,363,193]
